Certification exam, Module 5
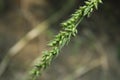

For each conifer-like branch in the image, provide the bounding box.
[30,0,102,80]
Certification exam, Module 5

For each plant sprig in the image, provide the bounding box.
[30,0,102,80]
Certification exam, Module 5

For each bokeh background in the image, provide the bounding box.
[0,0,120,80]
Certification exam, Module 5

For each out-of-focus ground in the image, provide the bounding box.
[0,0,120,80]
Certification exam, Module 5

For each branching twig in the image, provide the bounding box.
[30,0,102,80]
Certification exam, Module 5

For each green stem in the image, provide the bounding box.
[30,0,102,80]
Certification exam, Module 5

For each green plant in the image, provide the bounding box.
[30,0,102,80]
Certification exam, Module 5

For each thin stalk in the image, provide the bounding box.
[30,0,102,80]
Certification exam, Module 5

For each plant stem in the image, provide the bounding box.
[30,0,102,80]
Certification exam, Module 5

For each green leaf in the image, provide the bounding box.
[94,2,98,9]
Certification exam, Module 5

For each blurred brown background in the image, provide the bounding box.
[0,0,120,80]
